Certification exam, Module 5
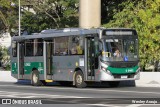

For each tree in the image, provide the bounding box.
[0,0,16,70]
[0,0,18,36]
[0,46,10,70]
[0,0,79,35]
[101,0,126,24]
[0,0,10,34]
[103,0,160,71]
[21,0,79,34]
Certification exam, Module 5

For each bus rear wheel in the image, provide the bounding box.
[108,81,120,87]
[75,71,87,88]
[31,70,42,86]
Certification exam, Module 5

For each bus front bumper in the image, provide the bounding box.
[98,69,140,81]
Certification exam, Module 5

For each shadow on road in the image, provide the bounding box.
[14,80,136,88]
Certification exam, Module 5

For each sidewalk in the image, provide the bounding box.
[135,72,160,87]
[0,70,17,82]
[136,83,160,87]
[136,80,160,87]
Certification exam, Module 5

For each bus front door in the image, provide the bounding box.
[85,37,95,80]
[18,42,24,79]
[45,40,53,80]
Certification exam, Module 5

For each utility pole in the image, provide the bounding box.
[79,0,101,29]
[19,0,21,36]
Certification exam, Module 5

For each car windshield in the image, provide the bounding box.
[101,39,138,62]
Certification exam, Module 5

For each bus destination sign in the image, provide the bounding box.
[105,31,133,35]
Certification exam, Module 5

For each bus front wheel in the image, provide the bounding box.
[31,70,42,86]
[75,70,87,88]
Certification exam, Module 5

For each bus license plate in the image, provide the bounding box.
[121,75,128,79]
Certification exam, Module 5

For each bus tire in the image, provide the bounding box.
[31,70,42,86]
[75,70,87,88]
[108,81,120,87]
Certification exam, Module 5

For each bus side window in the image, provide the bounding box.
[94,38,99,69]
[54,37,69,56]
[70,43,77,54]
[70,36,84,55]
[12,42,17,57]
[98,41,102,55]
[34,39,43,56]
[25,40,34,56]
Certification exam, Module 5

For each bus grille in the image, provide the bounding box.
[113,74,135,79]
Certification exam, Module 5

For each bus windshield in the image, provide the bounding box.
[101,38,138,62]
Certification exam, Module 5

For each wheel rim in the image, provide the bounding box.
[33,73,38,83]
[76,74,82,85]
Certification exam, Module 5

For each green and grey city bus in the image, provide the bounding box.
[11,28,140,88]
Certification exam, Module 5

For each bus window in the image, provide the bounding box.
[69,36,84,55]
[12,41,17,57]
[34,39,43,56]
[25,39,34,56]
[54,37,69,55]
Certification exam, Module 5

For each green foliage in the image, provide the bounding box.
[0,46,10,70]
[0,0,79,35]
[21,0,79,34]
[103,0,160,70]
[0,0,18,35]
[101,0,127,24]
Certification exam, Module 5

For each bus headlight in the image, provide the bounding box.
[100,62,108,69]
[100,62,111,75]
[100,66,111,75]
[106,70,112,75]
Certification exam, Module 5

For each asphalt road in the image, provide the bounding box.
[0,81,160,107]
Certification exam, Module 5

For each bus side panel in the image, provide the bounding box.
[23,57,44,80]
[11,57,18,79]
[53,55,85,81]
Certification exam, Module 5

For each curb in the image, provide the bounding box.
[136,84,160,87]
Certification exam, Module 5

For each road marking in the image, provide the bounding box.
[0,90,87,98]
[89,104,160,107]
[126,104,142,107]
[126,104,160,107]
[0,89,160,106]
[0,84,159,95]
[39,86,160,95]
[0,85,32,88]
[87,104,122,107]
